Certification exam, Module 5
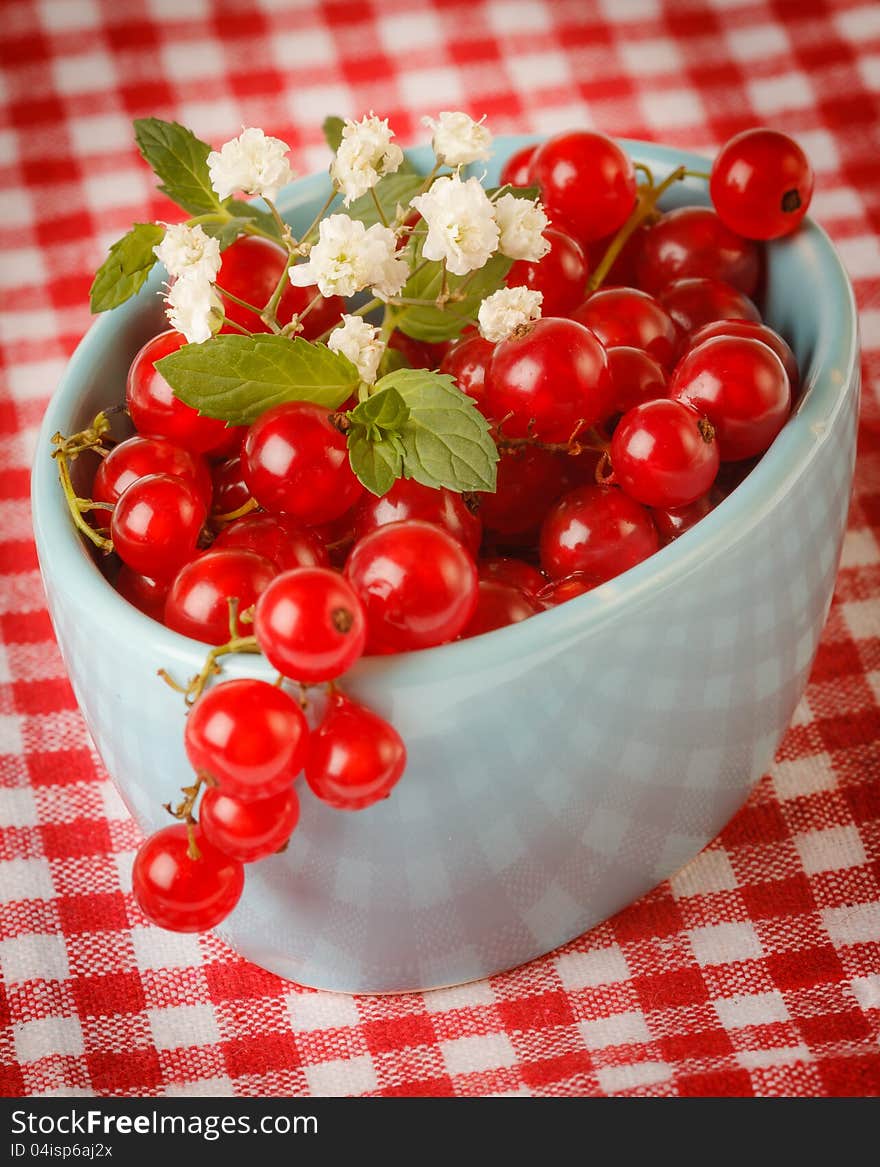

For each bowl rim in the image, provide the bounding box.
[31,135,860,687]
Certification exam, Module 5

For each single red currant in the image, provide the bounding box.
[212,513,328,572]
[572,287,680,369]
[670,335,791,461]
[254,567,367,682]
[126,330,236,455]
[242,402,363,525]
[486,317,613,441]
[305,692,406,810]
[479,447,571,537]
[540,485,659,582]
[606,347,669,415]
[386,331,450,370]
[461,580,540,638]
[210,454,251,517]
[439,334,495,410]
[536,573,595,607]
[659,277,760,337]
[164,549,277,645]
[530,130,637,243]
[478,557,546,600]
[199,784,300,864]
[688,319,799,396]
[116,565,169,622]
[634,206,761,296]
[710,128,814,240]
[352,478,482,558]
[345,520,478,653]
[507,228,589,317]
[111,473,206,582]
[93,436,211,511]
[651,492,717,544]
[499,142,539,188]
[184,678,309,798]
[610,399,720,509]
[132,823,244,933]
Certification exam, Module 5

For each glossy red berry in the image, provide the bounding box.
[439,334,495,410]
[242,402,363,525]
[199,784,300,863]
[111,473,206,582]
[572,287,680,369]
[210,454,250,516]
[93,436,211,511]
[606,347,668,415]
[711,128,814,240]
[478,557,546,600]
[670,335,791,461]
[659,278,761,338]
[132,823,244,933]
[126,330,236,455]
[462,580,539,638]
[610,399,720,509]
[346,520,478,653]
[212,513,328,573]
[217,236,344,338]
[486,317,613,441]
[185,678,309,798]
[507,228,589,317]
[540,485,659,582]
[479,447,571,537]
[499,142,539,188]
[652,493,717,544]
[164,549,277,645]
[536,573,595,607]
[305,692,406,810]
[254,567,367,682]
[635,206,761,296]
[386,331,450,371]
[530,130,637,243]
[587,222,651,289]
[352,478,481,558]
[116,565,169,622]
[688,319,799,396]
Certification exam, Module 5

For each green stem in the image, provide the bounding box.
[369,185,389,227]
[297,190,338,250]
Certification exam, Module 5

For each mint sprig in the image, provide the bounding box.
[89,223,164,314]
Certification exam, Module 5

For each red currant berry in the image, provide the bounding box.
[116,565,169,622]
[254,567,367,682]
[670,335,791,461]
[499,142,538,188]
[652,492,717,544]
[461,580,539,638]
[688,319,799,396]
[507,228,589,317]
[479,446,571,537]
[305,692,406,811]
[126,330,236,455]
[536,573,595,607]
[606,347,668,415]
[659,277,760,338]
[132,823,244,933]
[212,513,328,573]
[587,222,651,289]
[478,557,546,600]
[346,520,478,653]
[164,549,277,645]
[610,399,720,509]
[387,331,450,370]
[217,236,344,338]
[530,131,637,243]
[185,678,309,798]
[93,436,211,512]
[242,402,363,525]
[711,128,814,240]
[540,485,659,582]
[439,334,495,410]
[111,473,206,582]
[572,287,680,369]
[199,783,300,864]
[486,317,613,441]
[210,454,251,516]
[635,206,761,296]
[352,478,482,558]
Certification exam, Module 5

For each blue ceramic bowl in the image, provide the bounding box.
[31,138,859,992]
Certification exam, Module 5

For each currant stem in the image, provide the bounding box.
[51,414,116,552]
[158,635,261,707]
[211,496,259,524]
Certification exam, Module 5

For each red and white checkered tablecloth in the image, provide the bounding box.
[1,0,879,1099]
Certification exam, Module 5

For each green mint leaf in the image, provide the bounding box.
[156,334,360,426]
[323,116,345,153]
[349,386,410,437]
[374,368,498,492]
[396,238,512,343]
[346,172,426,228]
[89,222,164,313]
[347,427,403,496]
[486,184,540,200]
[134,118,221,215]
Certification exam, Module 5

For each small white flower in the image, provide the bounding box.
[328,314,385,384]
[494,193,551,262]
[207,127,293,203]
[163,274,224,344]
[288,214,408,299]
[330,114,404,205]
[410,174,500,276]
[478,286,543,343]
[154,222,221,282]
[422,111,492,167]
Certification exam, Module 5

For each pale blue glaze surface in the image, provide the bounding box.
[31,138,860,992]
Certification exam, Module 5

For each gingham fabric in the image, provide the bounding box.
[1,0,879,1099]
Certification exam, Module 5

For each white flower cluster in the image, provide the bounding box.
[328,315,385,384]
[331,114,404,205]
[478,286,543,343]
[207,127,293,203]
[423,111,492,166]
[289,215,408,300]
[155,223,223,344]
